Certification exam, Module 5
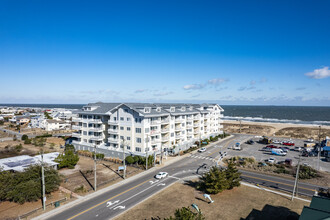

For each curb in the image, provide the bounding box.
[32,135,233,220]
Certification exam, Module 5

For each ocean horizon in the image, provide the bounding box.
[1,103,330,126]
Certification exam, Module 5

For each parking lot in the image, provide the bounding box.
[224,134,330,172]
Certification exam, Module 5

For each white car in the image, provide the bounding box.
[267,158,276,164]
[198,147,206,153]
[273,140,281,144]
[155,172,168,179]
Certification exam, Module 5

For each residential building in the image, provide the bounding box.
[72,102,224,157]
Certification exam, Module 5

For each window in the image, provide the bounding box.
[136,128,141,133]
[83,131,87,135]
[171,133,174,137]
[127,146,131,150]
[127,127,131,131]
[124,109,129,113]
[145,128,149,133]
[127,117,131,121]
[120,126,124,130]
[170,107,175,112]
[135,118,142,123]
[136,138,141,143]
[135,147,141,152]
[127,137,131,140]
[120,117,124,121]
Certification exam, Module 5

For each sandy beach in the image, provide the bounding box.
[223,120,330,140]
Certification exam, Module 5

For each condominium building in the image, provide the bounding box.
[72,103,224,157]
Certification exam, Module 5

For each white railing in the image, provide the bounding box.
[72,133,81,138]
[108,129,119,134]
[108,138,119,143]
[161,119,170,124]
[108,120,119,125]
[151,120,161,125]
[72,125,80,130]
[89,127,103,132]
[72,118,81,123]
[193,123,199,127]
[151,139,161,144]
[161,136,169,141]
[161,128,170,133]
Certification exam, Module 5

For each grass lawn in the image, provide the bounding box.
[115,180,310,220]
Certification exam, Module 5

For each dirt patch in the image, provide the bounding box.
[0,190,74,220]
[115,181,309,220]
[0,130,13,138]
[59,156,142,195]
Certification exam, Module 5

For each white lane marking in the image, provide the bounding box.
[157,183,166,186]
[113,206,125,210]
[111,178,169,210]
[106,200,120,207]
[149,180,159,185]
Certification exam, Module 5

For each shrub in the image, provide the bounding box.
[298,165,319,179]
[65,144,75,152]
[165,206,205,220]
[125,156,134,164]
[21,135,29,141]
[55,150,79,169]
[14,144,23,152]
[24,138,31,144]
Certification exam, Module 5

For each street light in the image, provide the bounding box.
[93,143,97,191]
[317,126,321,171]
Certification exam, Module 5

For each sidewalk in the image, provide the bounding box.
[33,135,233,220]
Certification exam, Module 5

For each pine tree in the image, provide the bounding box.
[225,161,241,189]
[197,166,229,194]
[165,207,205,220]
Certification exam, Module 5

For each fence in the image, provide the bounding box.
[18,197,67,220]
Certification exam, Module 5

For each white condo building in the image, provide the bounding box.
[72,103,224,157]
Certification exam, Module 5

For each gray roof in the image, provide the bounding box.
[77,102,223,116]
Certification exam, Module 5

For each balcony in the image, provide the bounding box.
[150,129,160,135]
[204,114,210,119]
[90,135,104,141]
[72,125,80,130]
[175,135,183,139]
[150,120,161,125]
[108,129,119,134]
[72,132,81,138]
[186,123,193,128]
[89,127,103,132]
[72,140,81,145]
[72,118,81,123]
[194,130,200,134]
[161,128,170,133]
[161,136,169,141]
[161,119,170,124]
[108,138,119,143]
[193,123,199,127]
[81,118,102,124]
[108,120,119,125]
[193,116,200,120]
[151,139,161,144]
[186,117,193,121]
[187,130,193,134]
[175,118,184,123]
[175,126,181,131]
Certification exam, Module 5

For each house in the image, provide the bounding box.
[300,196,330,220]
[0,152,60,172]
[45,119,70,131]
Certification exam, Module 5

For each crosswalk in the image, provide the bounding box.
[188,154,217,163]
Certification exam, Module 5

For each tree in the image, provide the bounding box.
[21,134,29,141]
[55,150,79,169]
[0,165,60,204]
[125,156,134,164]
[197,166,229,194]
[225,162,241,189]
[65,144,75,152]
[165,207,205,220]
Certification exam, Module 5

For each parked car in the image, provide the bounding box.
[306,138,314,143]
[280,147,289,152]
[273,140,281,144]
[271,149,287,156]
[262,147,272,152]
[246,140,254,145]
[198,147,206,153]
[155,172,168,179]
[282,141,295,146]
[266,158,276,164]
[294,146,302,151]
[233,143,242,151]
[266,145,278,149]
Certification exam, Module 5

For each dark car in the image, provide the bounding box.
[266,145,278,148]
[246,140,255,145]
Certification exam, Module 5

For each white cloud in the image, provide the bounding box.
[183,84,205,90]
[135,89,147,93]
[153,91,173,96]
[250,80,256,85]
[305,67,330,79]
[207,78,227,85]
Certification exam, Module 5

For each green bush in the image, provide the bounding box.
[125,156,134,164]
[55,150,79,169]
[298,165,319,179]
[65,144,75,152]
[21,135,29,141]
[14,144,23,152]
[165,206,205,220]
[24,138,31,144]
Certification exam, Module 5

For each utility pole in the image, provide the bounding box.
[317,126,321,171]
[153,151,156,167]
[199,133,201,149]
[41,151,46,211]
[291,153,301,201]
[94,144,97,191]
[122,139,126,179]
[146,135,149,170]
[239,120,242,133]
[160,144,163,165]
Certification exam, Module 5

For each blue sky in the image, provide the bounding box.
[1,0,330,105]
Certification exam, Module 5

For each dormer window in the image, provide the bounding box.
[170,107,175,112]
[156,107,161,112]
[189,106,193,111]
[144,107,151,113]
[181,107,186,111]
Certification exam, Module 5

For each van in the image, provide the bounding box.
[271,148,287,156]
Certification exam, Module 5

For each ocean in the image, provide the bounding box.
[1,103,330,126]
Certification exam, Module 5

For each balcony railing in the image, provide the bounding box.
[88,127,103,132]
[175,118,185,123]
[161,128,170,133]
[161,119,170,124]
[150,129,160,135]
[193,116,200,120]
[108,138,119,143]
[108,120,119,125]
[72,118,81,123]
[151,139,161,144]
[175,126,181,131]
[193,123,199,127]
[81,118,102,124]
[90,135,104,141]
[108,129,119,134]
[150,120,161,125]
[161,136,169,141]
[72,125,80,130]
[186,117,193,121]
[72,132,81,138]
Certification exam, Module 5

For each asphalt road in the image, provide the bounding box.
[45,134,323,220]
